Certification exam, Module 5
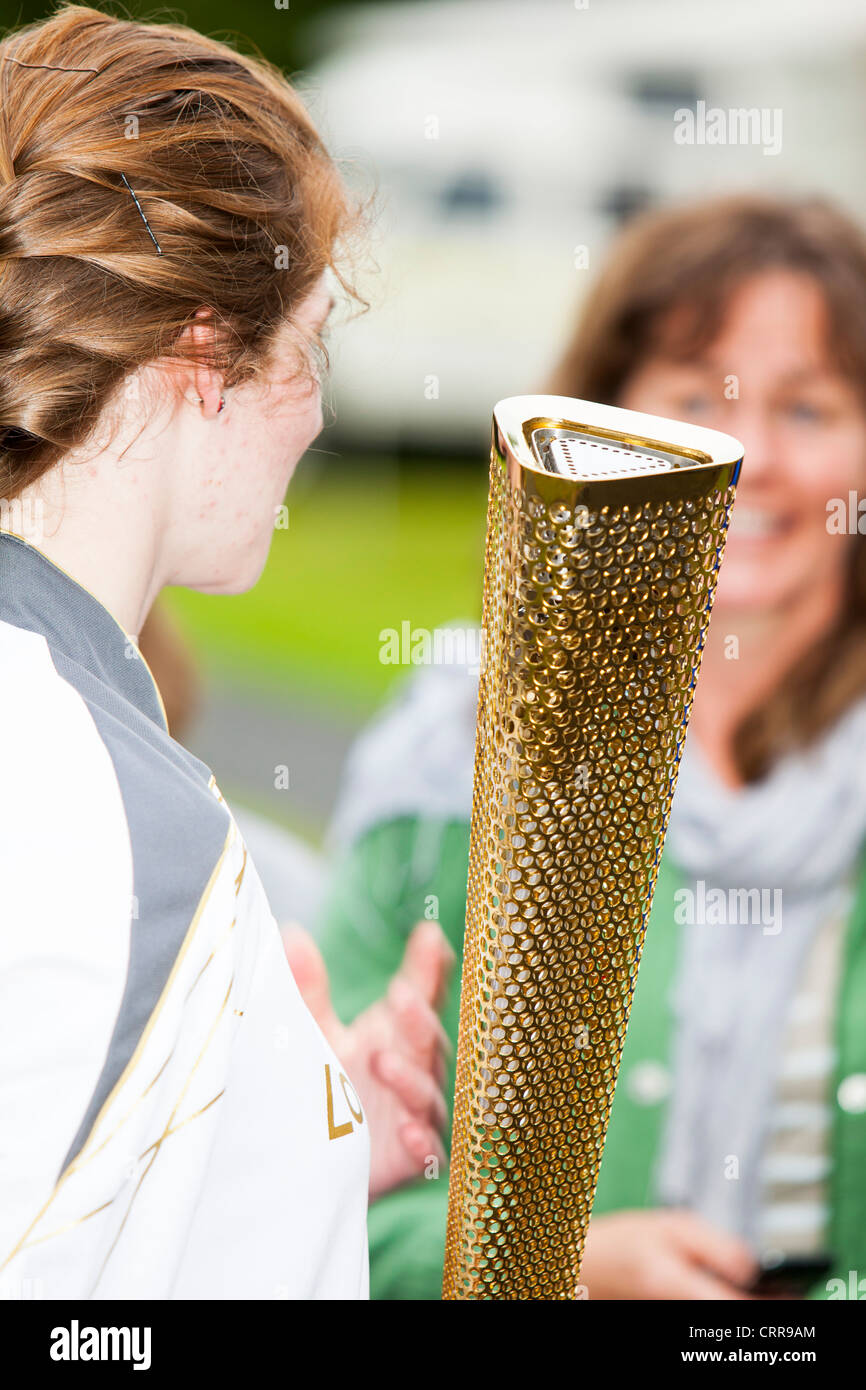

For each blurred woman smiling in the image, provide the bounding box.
[318,194,866,1299]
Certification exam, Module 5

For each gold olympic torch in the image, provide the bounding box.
[443,396,743,1300]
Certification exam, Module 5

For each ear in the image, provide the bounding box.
[188,309,226,421]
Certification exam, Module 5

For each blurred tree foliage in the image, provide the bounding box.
[2,0,390,71]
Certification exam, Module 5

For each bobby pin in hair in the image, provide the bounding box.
[120,173,163,256]
[1,57,100,76]
[3,58,163,256]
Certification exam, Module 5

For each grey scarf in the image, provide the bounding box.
[656,695,866,1243]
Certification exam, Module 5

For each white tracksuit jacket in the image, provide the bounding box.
[0,534,369,1299]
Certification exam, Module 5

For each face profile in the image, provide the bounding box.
[0,4,447,1308]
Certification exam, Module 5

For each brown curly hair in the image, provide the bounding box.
[548,194,866,781]
[0,4,362,498]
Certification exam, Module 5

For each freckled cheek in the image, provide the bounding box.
[279,390,323,456]
[192,426,297,540]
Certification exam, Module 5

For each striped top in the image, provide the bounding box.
[757,902,847,1257]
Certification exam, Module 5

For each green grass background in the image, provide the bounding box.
[163,459,488,713]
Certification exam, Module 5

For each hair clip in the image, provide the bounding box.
[119,173,163,256]
[0,56,100,77]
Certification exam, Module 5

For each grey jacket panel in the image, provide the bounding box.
[0,535,231,1173]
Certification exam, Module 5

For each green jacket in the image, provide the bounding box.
[317,816,866,1300]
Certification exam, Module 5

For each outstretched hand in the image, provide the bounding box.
[282,919,454,1199]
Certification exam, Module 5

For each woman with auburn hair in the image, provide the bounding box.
[318,193,866,1299]
[0,6,452,1300]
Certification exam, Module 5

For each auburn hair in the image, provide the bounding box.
[0,4,360,498]
[547,195,866,782]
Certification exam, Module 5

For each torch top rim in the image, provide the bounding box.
[493,394,744,482]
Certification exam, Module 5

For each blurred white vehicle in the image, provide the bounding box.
[303,0,866,452]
